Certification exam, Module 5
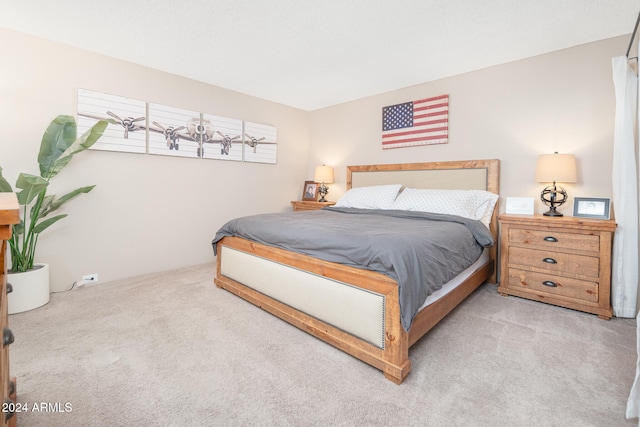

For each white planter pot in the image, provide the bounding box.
[7,263,50,314]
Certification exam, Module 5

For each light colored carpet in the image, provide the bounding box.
[7,263,638,426]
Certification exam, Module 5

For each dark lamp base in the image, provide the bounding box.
[543,208,563,217]
[318,183,329,203]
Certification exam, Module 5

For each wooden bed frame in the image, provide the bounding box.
[214,159,500,384]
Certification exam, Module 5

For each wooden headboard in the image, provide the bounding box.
[346,160,499,193]
[346,159,500,283]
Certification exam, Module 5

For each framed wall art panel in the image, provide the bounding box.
[243,121,277,164]
[201,114,243,161]
[381,94,448,150]
[148,103,201,158]
[77,88,147,154]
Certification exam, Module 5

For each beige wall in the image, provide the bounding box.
[0,28,311,291]
[1,27,632,296]
[308,36,627,217]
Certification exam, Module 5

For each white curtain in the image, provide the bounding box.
[612,55,639,318]
[613,54,640,420]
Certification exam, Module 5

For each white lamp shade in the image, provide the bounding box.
[314,165,334,183]
[535,153,577,183]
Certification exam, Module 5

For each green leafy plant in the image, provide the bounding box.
[0,115,108,272]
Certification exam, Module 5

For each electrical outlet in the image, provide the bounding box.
[82,273,99,283]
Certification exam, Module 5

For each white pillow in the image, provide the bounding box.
[474,191,500,228]
[334,184,402,210]
[391,188,498,228]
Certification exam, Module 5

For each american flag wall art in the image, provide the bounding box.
[381,94,448,149]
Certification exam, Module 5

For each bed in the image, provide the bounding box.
[213,159,500,384]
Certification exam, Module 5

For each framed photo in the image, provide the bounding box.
[505,197,534,215]
[302,181,318,201]
[573,197,611,219]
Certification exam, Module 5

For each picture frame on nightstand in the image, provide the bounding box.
[302,181,319,201]
[505,197,534,215]
[573,197,610,219]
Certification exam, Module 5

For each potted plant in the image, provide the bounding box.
[0,115,107,313]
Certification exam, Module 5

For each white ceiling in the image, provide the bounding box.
[1,0,638,111]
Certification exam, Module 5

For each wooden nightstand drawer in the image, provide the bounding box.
[508,228,599,253]
[509,246,599,279]
[506,268,599,303]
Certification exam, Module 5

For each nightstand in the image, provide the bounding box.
[498,214,616,319]
[290,200,336,212]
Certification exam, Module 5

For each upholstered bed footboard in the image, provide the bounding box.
[220,245,386,349]
[214,236,411,383]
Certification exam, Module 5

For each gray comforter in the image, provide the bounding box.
[212,207,493,330]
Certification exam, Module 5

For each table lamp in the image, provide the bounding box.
[535,152,577,216]
[314,165,334,202]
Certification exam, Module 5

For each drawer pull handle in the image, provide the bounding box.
[3,328,14,347]
[6,283,12,294]
[544,236,558,243]
[542,280,558,287]
[542,257,557,264]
